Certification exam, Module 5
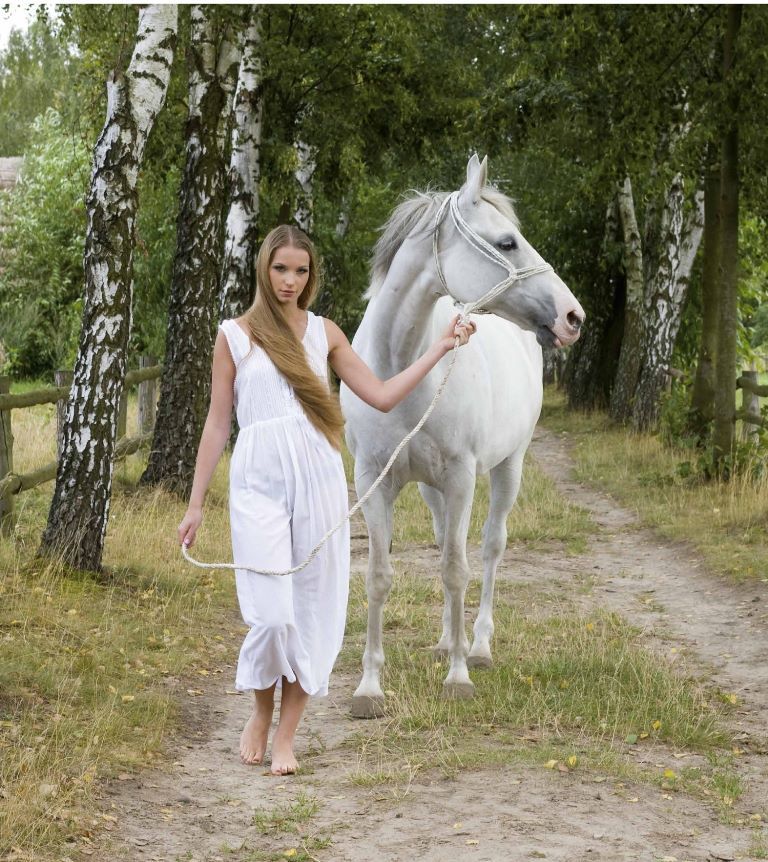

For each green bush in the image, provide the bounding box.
[0,108,89,378]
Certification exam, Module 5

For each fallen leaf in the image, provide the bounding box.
[625,734,638,745]
[663,769,677,780]
[652,720,662,731]
[544,760,558,769]
[121,695,135,703]
[283,850,297,859]
[567,755,578,768]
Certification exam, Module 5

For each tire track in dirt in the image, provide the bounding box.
[96,428,768,862]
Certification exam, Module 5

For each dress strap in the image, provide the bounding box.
[219,319,250,365]
[306,311,328,357]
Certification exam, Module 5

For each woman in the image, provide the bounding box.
[177,225,476,775]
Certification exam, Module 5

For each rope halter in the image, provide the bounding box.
[432,191,553,322]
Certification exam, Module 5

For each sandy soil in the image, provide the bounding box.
[95,428,768,862]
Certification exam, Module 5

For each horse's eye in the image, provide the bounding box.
[497,237,518,252]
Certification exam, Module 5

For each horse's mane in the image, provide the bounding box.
[365,186,519,301]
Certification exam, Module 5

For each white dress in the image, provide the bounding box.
[218,312,350,697]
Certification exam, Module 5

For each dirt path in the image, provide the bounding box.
[98,429,768,862]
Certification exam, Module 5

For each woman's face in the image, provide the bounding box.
[270,245,311,306]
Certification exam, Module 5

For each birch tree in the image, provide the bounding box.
[610,176,646,422]
[218,7,263,322]
[38,5,177,571]
[293,137,316,234]
[141,6,240,496]
[632,179,704,430]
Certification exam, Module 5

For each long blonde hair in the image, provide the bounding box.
[243,225,345,450]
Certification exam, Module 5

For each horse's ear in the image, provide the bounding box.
[462,154,488,205]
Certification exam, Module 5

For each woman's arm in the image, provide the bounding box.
[325,314,476,413]
[177,331,236,547]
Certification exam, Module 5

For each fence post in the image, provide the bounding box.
[117,387,128,439]
[0,375,14,536]
[741,368,760,440]
[55,369,73,462]
[138,355,157,434]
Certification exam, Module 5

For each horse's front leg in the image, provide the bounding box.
[351,472,397,718]
[440,472,475,698]
[469,452,523,668]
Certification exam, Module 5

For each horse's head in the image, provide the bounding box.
[435,155,585,348]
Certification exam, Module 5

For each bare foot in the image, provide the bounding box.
[270,729,298,775]
[239,705,272,765]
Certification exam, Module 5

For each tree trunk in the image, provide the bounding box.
[687,145,721,440]
[218,7,263,322]
[141,6,240,496]
[293,138,316,234]
[610,175,645,422]
[712,5,742,474]
[562,199,625,410]
[632,179,704,431]
[38,6,177,571]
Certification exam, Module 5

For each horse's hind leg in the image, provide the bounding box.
[468,452,524,669]
[440,471,475,698]
[351,472,397,719]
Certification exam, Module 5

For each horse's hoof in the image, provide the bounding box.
[467,654,493,669]
[442,681,475,699]
[350,695,386,719]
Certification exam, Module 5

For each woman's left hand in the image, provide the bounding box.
[439,314,477,353]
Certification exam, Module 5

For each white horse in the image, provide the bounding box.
[340,155,584,717]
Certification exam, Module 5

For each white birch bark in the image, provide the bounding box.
[219,7,263,321]
[141,5,240,495]
[293,138,316,234]
[39,5,177,570]
[632,178,705,431]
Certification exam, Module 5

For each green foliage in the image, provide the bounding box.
[0,15,79,156]
[0,109,89,377]
[132,163,183,358]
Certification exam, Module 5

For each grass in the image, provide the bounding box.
[540,389,768,581]
[337,568,736,808]
[248,790,332,861]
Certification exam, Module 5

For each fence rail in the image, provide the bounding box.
[0,358,160,537]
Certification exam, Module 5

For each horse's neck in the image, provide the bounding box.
[364,245,442,374]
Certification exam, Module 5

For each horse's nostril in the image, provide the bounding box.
[567,311,582,331]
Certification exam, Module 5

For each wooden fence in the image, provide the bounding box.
[736,371,768,436]
[0,357,161,537]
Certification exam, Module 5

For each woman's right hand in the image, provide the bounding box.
[178,506,203,548]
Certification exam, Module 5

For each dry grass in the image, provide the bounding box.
[1,391,241,859]
[541,389,768,581]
